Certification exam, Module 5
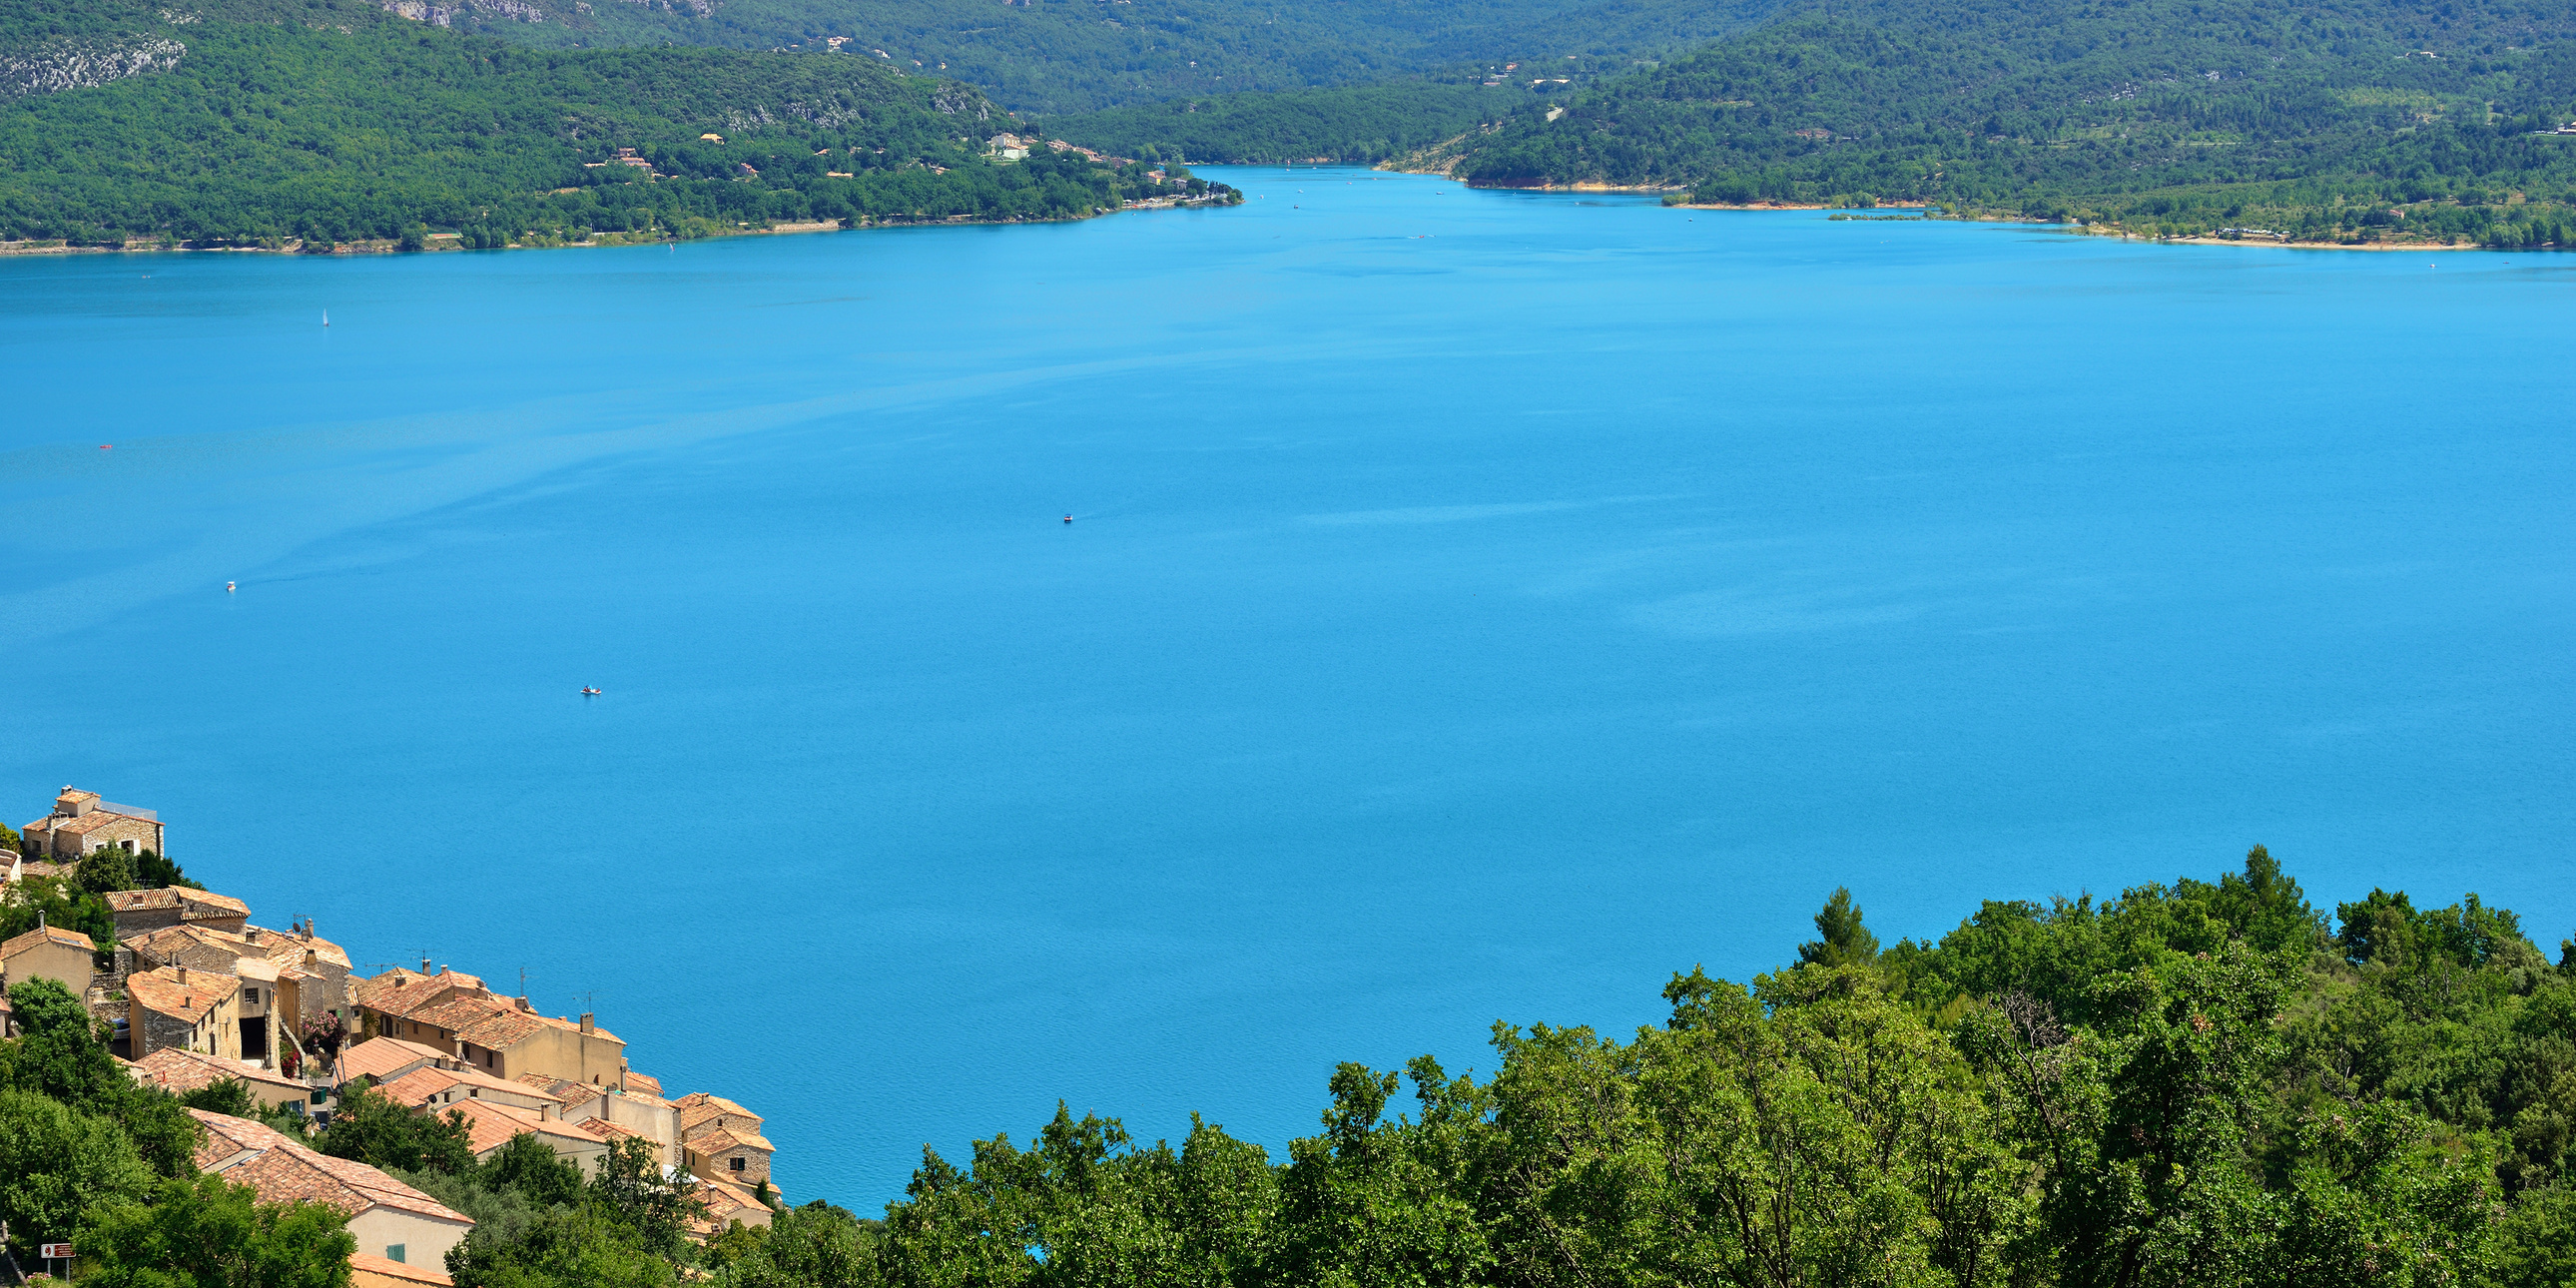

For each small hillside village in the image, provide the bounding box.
[0,786,780,1285]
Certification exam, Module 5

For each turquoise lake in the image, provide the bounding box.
[2,168,2570,1207]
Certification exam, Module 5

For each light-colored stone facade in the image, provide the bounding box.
[22,787,165,860]
[0,923,95,996]
[128,964,243,1061]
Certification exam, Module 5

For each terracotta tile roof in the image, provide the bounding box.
[446,1099,602,1154]
[349,1252,454,1286]
[576,1116,640,1141]
[375,1067,469,1109]
[104,888,249,919]
[359,972,495,1023]
[623,1071,663,1096]
[376,1063,547,1110]
[675,1092,758,1121]
[0,925,93,957]
[133,1047,306,1097]
[127,966,240,1022]
[408,994,510,1032]
[126,923,249,963]
[514,1074,605,1108]
[189,1109,473,1226]
[688,1176,774,1235]
[348,969,418,1008]
[50,811,146,836]
[522,1012,624,1046]
[336,1037,449,1082]
[454,1007,549,1049]
[687,1123,776,1155]
[271,933,351,970]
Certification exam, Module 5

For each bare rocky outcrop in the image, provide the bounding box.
[377,0,550,25]
[378,0,456,24]
[932,86,992,121]
[2,36,185,98]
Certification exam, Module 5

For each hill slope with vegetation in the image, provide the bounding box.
[1419,0,2576,243]
[0,0,1232,247]
[361,0,1793,115]
[690,848,2576,1287]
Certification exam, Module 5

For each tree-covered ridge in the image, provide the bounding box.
[1042,84,1507,166]
[0,0,1234,247]
[698,849,2576,1287]
[346,0,1792,116]
[1420,0,2576,242]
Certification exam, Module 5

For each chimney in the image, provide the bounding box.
[420,957,432,972]
[177,965,189,984]
[579,1013,594,1034]
[305,949,319,968]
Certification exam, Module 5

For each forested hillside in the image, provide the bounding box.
[0,0,1232,246]
[375,0,1790,114]
[1042,84,1502,165]
[1424,0,2576,243]
[694,850,2576,1288]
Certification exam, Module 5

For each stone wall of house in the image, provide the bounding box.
[688,1141,771,1186]
[136,1005,203,1058]
[110,907,185,940]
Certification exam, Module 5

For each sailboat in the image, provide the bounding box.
[322,310,330,327]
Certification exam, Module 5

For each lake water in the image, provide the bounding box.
[3,169,2570,1207]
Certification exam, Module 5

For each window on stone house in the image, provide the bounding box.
[730,1156,745,1172]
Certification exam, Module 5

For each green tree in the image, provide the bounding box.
[0,977,201,1178]
[321,1081,474,1175]
[1641,965,2023,1288]
[1272,1063,1491,1288]
[446,1206,681,1288]
[482,1132,589,1208]
[75,845,138,897]
[1798,887,1881,967]
[588,1134,704,1257]
[82,1172,355,1288]
[180,1078,258,1119]
[0,1086,157,1262]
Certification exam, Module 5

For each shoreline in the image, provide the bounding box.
[0,199,1233,259]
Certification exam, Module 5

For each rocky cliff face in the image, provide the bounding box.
[376,0,553,26]
[2,36,186,98]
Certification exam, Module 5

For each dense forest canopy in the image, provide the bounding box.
[683,849,2576,1288]
[329,0,1794,115]
[0,0,1233,246]
[1412,0,2576,241]
[1040,84,1506,165]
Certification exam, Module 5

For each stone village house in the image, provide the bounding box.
[127,963,243,1061]
[105,887,251,938]
[353,966,629,1089]
[20,786,165,861]
[194,1107,474,1274]
[125,921,346,1064]
[132,1045,313,1112]
[677,1091,775,1187]
[0,921,95,997]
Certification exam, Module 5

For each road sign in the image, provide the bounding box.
[40,1242,72,1259]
